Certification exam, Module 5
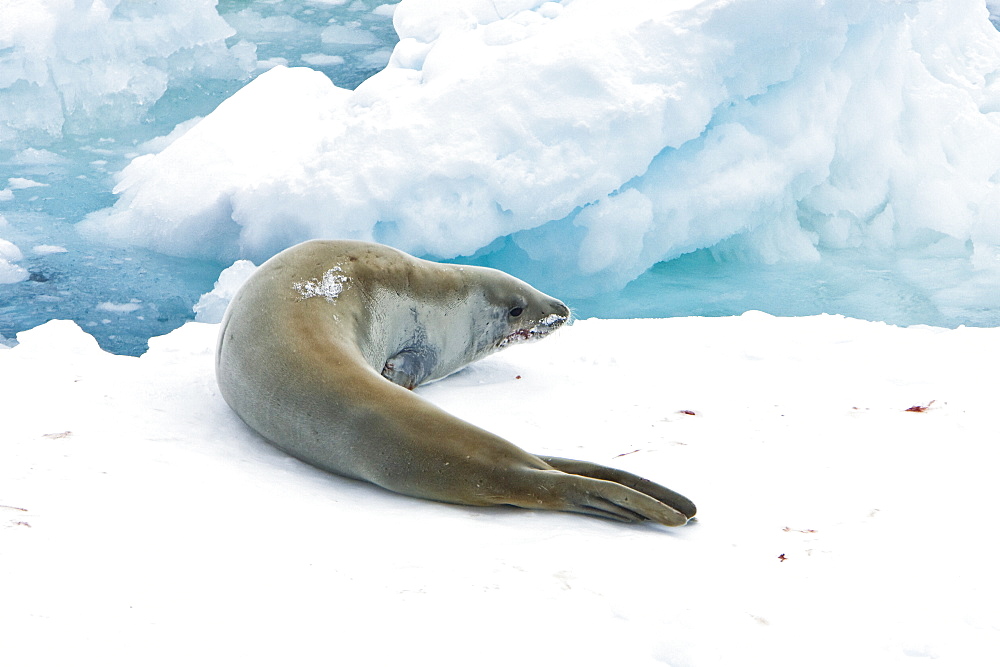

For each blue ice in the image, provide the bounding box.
[2,0,1000,354]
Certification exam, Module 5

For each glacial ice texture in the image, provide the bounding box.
[3,0,1000,354]
[0,0,399,353]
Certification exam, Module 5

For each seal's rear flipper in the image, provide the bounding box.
[552,472,689,526]
[539,455,697,521]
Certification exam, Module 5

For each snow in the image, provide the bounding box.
[193,259,259,323]
[30,244,68,255]
[10,149,69,165]
[301,53,347,66]
[95,301,143,314]
[2,314,998,665]
[0,261,29,284]
[293,266,351,303]
[0,238,25,264]
[6,178,47,189]
[0,237,29,283]
[75,0,1000,329]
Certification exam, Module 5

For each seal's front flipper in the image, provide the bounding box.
[539,455,697,520]
[382,347,437,390]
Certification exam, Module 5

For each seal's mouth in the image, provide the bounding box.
[498,312,568,348]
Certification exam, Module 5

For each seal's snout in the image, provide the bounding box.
[537,312,568,331]
[499,301,569,349]
[544,300,571,330]
[535,298,569,333]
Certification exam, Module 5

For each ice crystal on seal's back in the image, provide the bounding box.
[293,266,350,303]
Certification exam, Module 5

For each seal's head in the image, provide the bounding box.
[470,267,570,353]
[498,304,570,349]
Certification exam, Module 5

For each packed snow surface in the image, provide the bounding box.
[2,314,998,665]
[192,258,258,323]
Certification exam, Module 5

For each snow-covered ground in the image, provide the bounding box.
[2,2,999,661]
[2,314,997,666]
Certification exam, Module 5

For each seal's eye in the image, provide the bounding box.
[508,306,524,318]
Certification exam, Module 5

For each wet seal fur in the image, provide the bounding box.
[217,240,696,526]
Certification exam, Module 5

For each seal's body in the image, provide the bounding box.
[217,240,695,526]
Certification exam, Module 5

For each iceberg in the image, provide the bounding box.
[0,0,255,149]
[0,236,29,284]
[81,0,1000,327]
[3,0,1000,354]
[192,258,258,323]
[0,0,398,353]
